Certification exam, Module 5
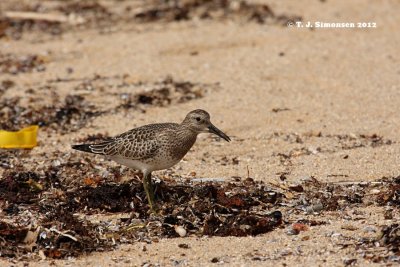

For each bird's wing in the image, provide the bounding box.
[87,125,162,160]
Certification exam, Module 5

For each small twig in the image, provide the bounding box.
[123,224,146,232]
[4,11,85,25]
[48,228,78,242]
[267,181,290,191]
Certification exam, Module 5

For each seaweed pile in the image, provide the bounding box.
[134,0,300,25]
[0,0,301,40]
[0,167,283,260]
[0,75,214,133]
[0,94,101,133]
[0,53,47,75]
[0,155,399,262]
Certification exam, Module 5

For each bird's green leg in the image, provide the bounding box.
[143,172,157,213]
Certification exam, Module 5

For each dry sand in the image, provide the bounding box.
[1,0,400,266]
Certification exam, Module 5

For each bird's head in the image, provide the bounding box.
[182,109,230,142]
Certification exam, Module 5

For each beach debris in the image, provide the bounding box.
[4,11,85,25]
[0,53,47,75]
[0,0,302,39]
[174,226,187,237]
[134,0,300,26]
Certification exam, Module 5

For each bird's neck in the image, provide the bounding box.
[177,125,198,143]
[173,126,198,159]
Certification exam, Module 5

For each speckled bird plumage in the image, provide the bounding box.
[72,109,230,211]
[83,123,197,172]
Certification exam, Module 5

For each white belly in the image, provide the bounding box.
[110,155,181,173]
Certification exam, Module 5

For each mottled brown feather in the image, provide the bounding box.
[72,109,230,173]
[87,123,193,160]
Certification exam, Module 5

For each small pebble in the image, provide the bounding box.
[305,203,324,214]
[174,225,187,237]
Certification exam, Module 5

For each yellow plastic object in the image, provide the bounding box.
[0,125,39,149]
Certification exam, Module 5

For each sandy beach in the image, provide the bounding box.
[1,0,399,266]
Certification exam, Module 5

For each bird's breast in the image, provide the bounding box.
[168,133,197,160]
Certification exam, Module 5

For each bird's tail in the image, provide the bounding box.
[71,144,96,153]
[72,143,110,155]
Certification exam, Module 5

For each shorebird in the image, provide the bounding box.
[72,109,230,212]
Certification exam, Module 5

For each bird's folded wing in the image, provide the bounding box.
[89,129,160,160]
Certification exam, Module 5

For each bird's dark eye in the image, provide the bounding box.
[195,117,201,122]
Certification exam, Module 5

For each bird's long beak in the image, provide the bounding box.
[208,124,231,142]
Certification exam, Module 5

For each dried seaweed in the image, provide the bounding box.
[379,224,400,252]
[0,1,110,40]
[332,133,393,149]
[134,0,300,26]
[0,94,102,133]
[0,76,213,134]
[0,164,283,259]
[58,1,113,23]
[0,0,301,40]
[117,76,207,110]
[1,151,400,261]
[0,53,47,75]
[293,177,400,212]
[271,132,395,165]
[0,0,63,40]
